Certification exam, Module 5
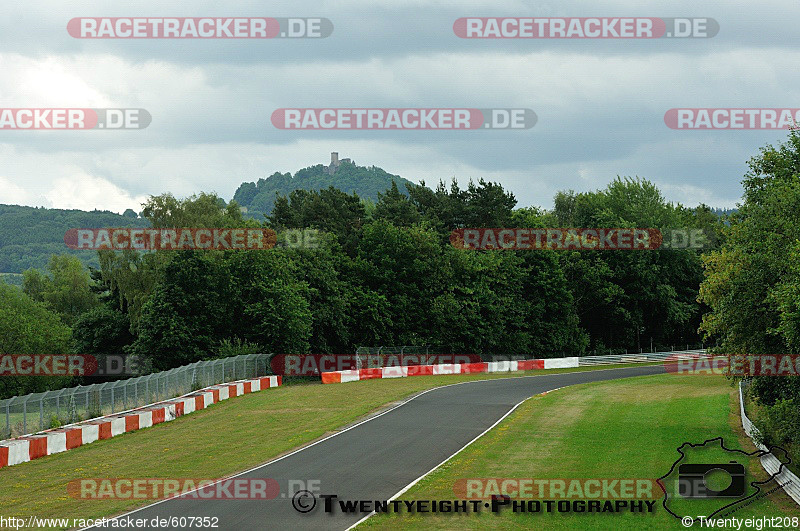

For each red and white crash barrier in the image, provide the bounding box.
[0,375,281,469]
[321,358,579,384]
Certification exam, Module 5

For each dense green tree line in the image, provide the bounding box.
[2,174,718,401]
[91,177,711,370]
[3,137,795,460]
[0,282,74,400]
[699,129,800,456]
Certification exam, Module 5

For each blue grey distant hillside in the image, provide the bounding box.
[0,204,149,273]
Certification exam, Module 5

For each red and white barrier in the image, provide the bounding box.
[544,357,580,369]
[320,357,579,384]
[0,375,282,470]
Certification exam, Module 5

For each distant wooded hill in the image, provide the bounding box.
[0,204,149,273]
[233,158,415,220]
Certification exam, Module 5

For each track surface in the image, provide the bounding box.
[85,365,664,530]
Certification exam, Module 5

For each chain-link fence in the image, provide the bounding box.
[576,347,705,366]
[355,346,431,356]
[355,346,431,369]
[0,354,270,440]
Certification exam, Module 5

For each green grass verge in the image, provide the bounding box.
[359,373,800,530]
[0,363,654,526]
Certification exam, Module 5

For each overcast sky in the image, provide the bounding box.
[0,0,798,213]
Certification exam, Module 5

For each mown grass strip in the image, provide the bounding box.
[0,364,654,526]
[360,373,799,530]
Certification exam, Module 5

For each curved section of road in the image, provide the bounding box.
[85,365,664,530]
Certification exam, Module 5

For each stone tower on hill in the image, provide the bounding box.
[325,152,353,175]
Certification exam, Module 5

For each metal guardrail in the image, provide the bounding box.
[577,349,706,366]
[739,380,800,505]
[0,354,270,439]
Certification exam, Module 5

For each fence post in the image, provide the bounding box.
[111,387,115,414]
[39,398,43,430]
[23,399,27,434]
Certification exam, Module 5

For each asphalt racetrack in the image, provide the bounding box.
[84,365,664,530]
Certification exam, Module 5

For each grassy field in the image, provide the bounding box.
[360,373,800,530]
[0,364,655,526]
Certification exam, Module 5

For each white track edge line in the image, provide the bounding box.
[78,365,659,530]
[345,386,568,530]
